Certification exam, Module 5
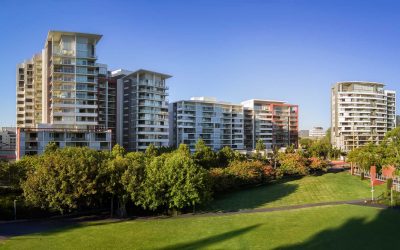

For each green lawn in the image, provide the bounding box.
[1,172,391,249]
[207,171,385,211]
[1,205,398,249]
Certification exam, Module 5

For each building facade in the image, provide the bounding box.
[241,99,299,150]
[0,127,16,161]
[16,31,112,159]
[115,69,170,151]
[170,97,245,151]
[309,127,326,139]
[331,81,396,152]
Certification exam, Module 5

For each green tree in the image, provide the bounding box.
[217,146,237,168]
[138,149,211,213]
[255,139,266,159]
[22,147,106,214]
[193,138,217,169]
[103,145,129,217]
[121,152,146,212]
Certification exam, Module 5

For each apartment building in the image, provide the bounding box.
[114,69,170,151]
[242,99,299,150]
[16,31,112,159]
[170,97,245,151]
[331,81,396,152]
[97,64,118,146]
[309,127,326,139]
[0,127,16,161]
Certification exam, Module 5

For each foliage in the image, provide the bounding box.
[217,146,245,168]
[277,152,308,176]
[0,157,36,189]
[193,139,218,169]
[308,157,329,172]
[21,147,107,214]
[347,143,381,170]
[210,161,275,193]
[138,150,211,211]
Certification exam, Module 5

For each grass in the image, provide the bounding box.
[207,171,385,211]
[0,172,391,249]
[1,205,398,249]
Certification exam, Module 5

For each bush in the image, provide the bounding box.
[210,161,275,193]
[277,152,308,177]
[308,157,329,172]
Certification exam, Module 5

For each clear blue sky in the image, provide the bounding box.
[1,0,399,129]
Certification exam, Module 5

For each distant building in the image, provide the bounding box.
[331,81,396,152]
[170,97,245,151]
[397,115,400,127]
[0,127,16,161]
[309,127,325,139]
[241,99,299,149]
[299,130,310,138]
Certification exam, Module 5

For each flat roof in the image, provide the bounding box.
[124,69,172,79]
[241,99,288,104]
[334,81,385,87]
[46,30,102,43]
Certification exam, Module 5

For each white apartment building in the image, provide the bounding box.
[169,97,245,151]
[242,99,299,150]
[331,81,396,152]
[16,31,112,159]
[309,127,326,139]
[115,69,170,151]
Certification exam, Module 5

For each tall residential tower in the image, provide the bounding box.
[331,81,396,152]
[16,31,112,159]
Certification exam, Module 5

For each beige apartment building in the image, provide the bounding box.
[16,31,112,159]
[331,81,396,152]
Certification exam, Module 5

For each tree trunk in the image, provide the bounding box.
[110,195,114,218]
[117,200,127,218]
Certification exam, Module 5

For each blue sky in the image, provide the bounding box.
[1,0,399,129]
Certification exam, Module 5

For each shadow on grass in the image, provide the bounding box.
[0,215,126,239]
[206,181,299,212]
[275,208,400,249]
[160,224,262,250]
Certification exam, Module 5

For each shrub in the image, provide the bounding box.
[277,152,308,177]
[209,161,275,193]
[308,157,329,172]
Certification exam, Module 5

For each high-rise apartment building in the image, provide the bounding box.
[170,97,245,151]
[241,99,299,150]
[16,31,112,159]
[114,69,170,151]
[331,81,396,152]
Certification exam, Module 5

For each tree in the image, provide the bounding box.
[347,143,381,171]
[309,139,331,159]
[255,139,266,159]
[193,139,218,169]
[277,152,308,176]
[137,149,211,213]
[22,147,106,214]
[103,145,129,217]
[121,152,146,212]
[145,143,159,159]
[268,145,280,169]
[217,146,237,168]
